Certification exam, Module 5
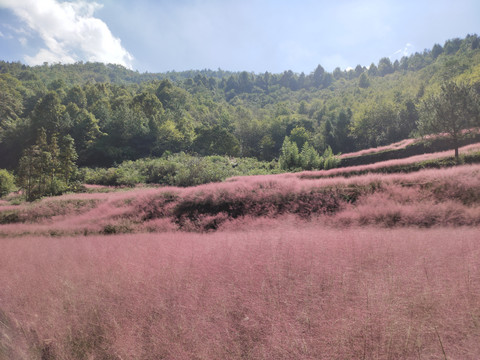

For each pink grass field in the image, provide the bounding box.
[340,138,417,159]
[1,154,480,358]
[1,226,479,359]
[1,163,480,236]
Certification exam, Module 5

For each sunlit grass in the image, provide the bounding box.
[1,227,479,359]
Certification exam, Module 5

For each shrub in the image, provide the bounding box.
[0,169,15,198]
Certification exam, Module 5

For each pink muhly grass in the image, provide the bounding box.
[1,227,480,359]
[300,142,480,180]
[1,164,479,236]
[340,138,417,159]
[339,130,480,160]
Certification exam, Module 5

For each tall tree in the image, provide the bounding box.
[279,136,299,171]
[59,134,78,185]
[378,57,394,76]
[31,91,68,135]
[418,81,480,159]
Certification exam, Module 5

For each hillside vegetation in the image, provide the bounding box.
[1,35,480,172]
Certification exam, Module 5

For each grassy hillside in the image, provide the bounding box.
[2,155,479,236]
[1,149,480,359]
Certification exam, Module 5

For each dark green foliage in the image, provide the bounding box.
[17,130,79,201]
[358,72,370,88]
[193,125,240,156]
[82,154,279,187]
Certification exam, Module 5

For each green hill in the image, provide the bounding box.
[1,34,479,172]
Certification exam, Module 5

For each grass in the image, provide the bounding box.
[1,226,479,359]
[1,142,479,359]
[1,163,479,236]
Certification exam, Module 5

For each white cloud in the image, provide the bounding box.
[0,0,133,67]
[390,43,414,60]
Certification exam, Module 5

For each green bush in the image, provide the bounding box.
[81,153,280,187]
[0,169,15,197]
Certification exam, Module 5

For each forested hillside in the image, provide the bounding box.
[1,34,479,172]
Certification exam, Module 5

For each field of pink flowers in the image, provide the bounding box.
[1,162,479,236]
[1,151,480,359]
[1,226,479,359]
[340,138,417,159]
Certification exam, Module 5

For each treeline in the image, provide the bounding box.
[0,34,479,177]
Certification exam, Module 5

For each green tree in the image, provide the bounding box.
[0,74,23,141]
[0,169,15,198]
[368,63,378,76]
[358,73,370,88]
[322,146,341,170]
[59,134,78,185]
[18,130,78,200]
[259,134,276,160]
[279,136,299,170]
[289,126,310,150]
[334,110,353,153]
[378,57,394,76]
[193,125,240,156]
[299,142,322,170]
[17,129,51,201]
[431,43,443,59]
[312,65,325,87]
[64,85,87,109]
[31,91,68,135]
[48,132,61,194]
[17,145,40,201]
[156,80,188,111]
[418,81,480,159]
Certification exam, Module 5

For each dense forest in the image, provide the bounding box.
[1,34,480,196]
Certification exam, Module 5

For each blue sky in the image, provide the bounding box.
[0,0,479,74]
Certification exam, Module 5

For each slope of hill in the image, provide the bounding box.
[1,159,480,358]
[1,160,479,236]
[1,34,480,173]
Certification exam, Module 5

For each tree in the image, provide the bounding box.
[17,145,40,201]
[59,134,78,185]
[358,73,370,88]
[0,74,23,141]
[279,136,299,170]
[31,91,68,135]
[378,57,394,76]
[322,146,340,170]
[418,81,480,159]
[0,169,15,198]
[299,142,322,170]
[334,109,353,153]
[312,65,325,88]
[431,43,443,59]
[64,85,87,108]
[17,129,51,201]
[368,63,378,76]
[289,126,310,150]
[17,130,78,200]
[193,125,240,156]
